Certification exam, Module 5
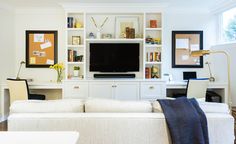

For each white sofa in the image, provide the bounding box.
[8,99,234,144]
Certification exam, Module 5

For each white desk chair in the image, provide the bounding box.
[7,78,45,105]
[186,78,209,101]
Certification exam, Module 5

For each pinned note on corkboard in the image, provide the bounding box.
[26,30,58,68]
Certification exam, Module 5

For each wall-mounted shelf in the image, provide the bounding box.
[68,62,85,65]
[67,45,85,48]
[86,38,144,42]
[67,28,84,31]
[145,44,162,48]
[145,28,162,31]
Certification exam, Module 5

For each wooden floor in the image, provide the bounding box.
[0,120,7,131]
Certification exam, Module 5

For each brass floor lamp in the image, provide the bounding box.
[191,50,231,109]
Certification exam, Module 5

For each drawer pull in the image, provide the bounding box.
[112,85,117,88]
[74,86,80,89]
[149,86,154,89]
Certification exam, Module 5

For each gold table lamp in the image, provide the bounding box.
[190,50,231,109]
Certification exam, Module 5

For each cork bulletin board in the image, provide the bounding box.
[26,30,58,68]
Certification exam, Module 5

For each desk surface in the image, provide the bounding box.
[0,131,79,144]
[166,81,228,89]
[1,82,63,89]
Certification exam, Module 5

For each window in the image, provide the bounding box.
[221,7,236,43]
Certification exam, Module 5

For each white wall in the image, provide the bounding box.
[0,8,15,83]
[14,8,65,82]
[162,9,216,81]
[211,43,236,106]
[11,5,217,83]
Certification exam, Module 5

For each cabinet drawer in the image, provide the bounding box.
[64,82,88,98]
[141,82,165,99]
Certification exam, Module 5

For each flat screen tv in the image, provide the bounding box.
[90,43,139,72]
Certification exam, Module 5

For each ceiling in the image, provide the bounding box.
[0,0,227,9]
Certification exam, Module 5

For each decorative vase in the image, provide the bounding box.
[73,70,79,77]
[57,71,63,83]
[96,28,101,39]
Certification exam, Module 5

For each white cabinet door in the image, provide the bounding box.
[114,82,139,100]
[140,82,166,100]
[63,82,89,99]
[89,82,113,99]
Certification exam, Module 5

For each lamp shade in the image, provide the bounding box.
[190,50,210,57]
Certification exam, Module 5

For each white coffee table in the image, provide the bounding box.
[0,131,79,144]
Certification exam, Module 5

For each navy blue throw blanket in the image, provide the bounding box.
[158,97,209,144]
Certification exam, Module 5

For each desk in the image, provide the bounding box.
[0,131,79,144]
[0,82,63,120]
[166,81,228,103]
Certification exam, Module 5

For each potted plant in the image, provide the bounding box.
[73,66,80,77]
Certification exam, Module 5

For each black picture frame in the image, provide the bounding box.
[26,30,58,68]
[172,31,203,68]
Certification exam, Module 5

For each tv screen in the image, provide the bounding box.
[90,43,139,72]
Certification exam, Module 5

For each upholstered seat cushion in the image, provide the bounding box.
[10,99,84,113]
[85,98,152,113]
[152,101,229,113]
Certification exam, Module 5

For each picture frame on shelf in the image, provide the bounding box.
[172,31,203,68]
[26,30,58,68]
[72,36,81,45]
[115,16,140,38]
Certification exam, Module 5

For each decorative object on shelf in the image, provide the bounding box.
[102,33,112,39]
[191,50,231,109]
[26,30,58,68]
[145,36,161,44]
[16,61,26,79]
[205,61,215,82]
[67,17,73,28]
[75,55,83,62]
[91,17,109,39]
[172,31,203,68]
[50,63,64,83]
[125,27,135,39]
[72,36,81,45]
[115,16,140,38]
[74,18,83,28]
[73,66,80,77]
[151,66,160,78]
[89,32,95,39]
[150,20,157,28]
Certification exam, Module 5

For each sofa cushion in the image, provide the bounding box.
[85,98,152,113]
[152,101,229,113]
[10,99,84,113]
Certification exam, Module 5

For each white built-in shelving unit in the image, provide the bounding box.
[65,12,163,80]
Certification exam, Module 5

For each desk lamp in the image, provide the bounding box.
[16,61,26,80]
[190,50,231,109]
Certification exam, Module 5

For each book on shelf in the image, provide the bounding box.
[146,52,161,62]
[68,49,78,62]
[150,52,153,62]
[145,67,152,79]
